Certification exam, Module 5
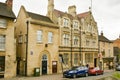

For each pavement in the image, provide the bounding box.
[0,69,115,80]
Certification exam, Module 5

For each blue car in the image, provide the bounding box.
[63,66,89,78]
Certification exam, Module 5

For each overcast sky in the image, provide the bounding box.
[1,0,120,40]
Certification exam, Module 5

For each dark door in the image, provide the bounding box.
[52,61,57,73]
[42,61,47,75]
[94,58,97,67]
[17,60,20,75]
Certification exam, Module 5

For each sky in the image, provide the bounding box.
[1,0,120,40]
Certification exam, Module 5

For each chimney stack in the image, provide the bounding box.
[68,5,76,17]
[6,0,13,9]
[47,0,54,20]
[101,31,103,36]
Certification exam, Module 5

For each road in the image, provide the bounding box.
[0,70,117,80]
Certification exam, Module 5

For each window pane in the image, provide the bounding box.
[0,56,5,71]
[63,18,69,27]
[73,21,78,29]
[0,35,5,50]
[63,53,69,65]
[48,32,53,43]
[18,35,23,43]
[0,19,7,28]
[74,36,79,46]
[37,30,42,42]
[74,54,78,65]
[63,34,69,46]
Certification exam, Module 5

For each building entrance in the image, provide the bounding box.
[42,54,47,75]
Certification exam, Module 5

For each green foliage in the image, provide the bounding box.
[113,72,120,79]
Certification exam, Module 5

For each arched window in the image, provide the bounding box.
[42,54,47,61]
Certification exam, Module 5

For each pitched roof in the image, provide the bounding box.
[27,12,53,23]
[77,11,90,18]
[0,2,16,19]
[99,35,112,43]
[53,9,90,20]
[53,9,74,20]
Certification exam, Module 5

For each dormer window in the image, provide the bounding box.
[0,19,7,28]
[63,18,69,27]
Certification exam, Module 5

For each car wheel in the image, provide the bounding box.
[63,75,65,78]
[85,73,88,77]
[73,74,76,78]
[101,72,104,75]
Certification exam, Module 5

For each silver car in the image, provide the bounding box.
[116,65,120,71]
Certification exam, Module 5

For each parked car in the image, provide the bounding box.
[115,65,120,71]
[63,66,88,78]
[88,67,103,76]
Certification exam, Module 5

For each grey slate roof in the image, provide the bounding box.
[0,2,16,19]
[27,12,53,23]
[99,35,112,43]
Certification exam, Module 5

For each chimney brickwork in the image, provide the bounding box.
[6,0,13,9]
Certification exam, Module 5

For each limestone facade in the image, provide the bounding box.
[47,0,99,70]
[15,6,59,76]
[0,0,16,78]
[99,32,114,69]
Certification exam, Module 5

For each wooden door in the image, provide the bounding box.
[52,61,57,73]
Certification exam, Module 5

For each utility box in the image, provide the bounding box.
[34,68,40,76]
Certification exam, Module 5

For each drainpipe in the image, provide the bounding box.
[71,24,73,68]
[25,21,29,76]
[79,26,82,66]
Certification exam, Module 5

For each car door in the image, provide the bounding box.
[77,67,82,76]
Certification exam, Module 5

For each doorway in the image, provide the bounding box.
[94,58,97,67]
[52,61,57,73]
[42,54,47,75]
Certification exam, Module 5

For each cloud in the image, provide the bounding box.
[109,0,120,6]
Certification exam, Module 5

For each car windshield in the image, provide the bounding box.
[94,67,100,70]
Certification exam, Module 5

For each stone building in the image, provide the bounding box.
[15,6,59,76]
[113,36,120,63]
[99,32,114,70]
[15,0,99,76]
[0,0,16,78]
[47,0,99,70]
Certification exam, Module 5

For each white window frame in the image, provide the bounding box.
[0,35,5,51]
[48,32,53,43]
[0,19,7,28]
[37,30,43,43]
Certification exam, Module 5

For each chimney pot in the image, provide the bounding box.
[6,0,13,9]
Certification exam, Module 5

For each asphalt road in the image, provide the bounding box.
[0,70,118,80]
